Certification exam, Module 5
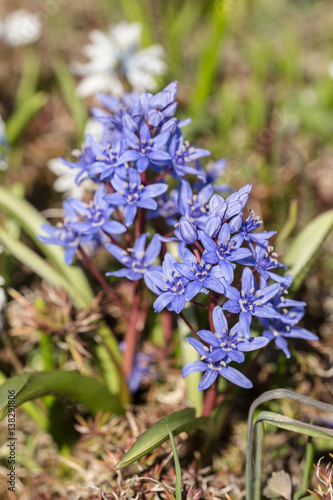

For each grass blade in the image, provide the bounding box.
[166,424,183,500]
[6,92,48,145]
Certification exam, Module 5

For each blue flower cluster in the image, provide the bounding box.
[38,81,318,393]
[143,184,318,391]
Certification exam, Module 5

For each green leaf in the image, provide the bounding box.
[0,371,124,421]
[0,228,85,303]
[0,186,93,306]
[256,411,333,440]
[16,49,41,108]
[6,92,48,145]
[284,210,333,290]
[52,59,87,139]
[115,408,210,469]
[166,425,183,500]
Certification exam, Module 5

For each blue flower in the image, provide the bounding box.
[238,209,277,244]
[193,307,269,363]
[182,307,269,390]
[168,129,210,177]
[199,225,252,283]
[174,247,226,300]
[105,170,168,226]
[222,267,281,338]
[177,180,213,242]
[119,342,157,393]
[195,158,231,192]
[205,184,252,237]
[67,185,126,237]
[118,123,171,173]
[106,233,161,281]
[145,253,190,314]
[238,241,288,287]
[37,201,91,264]
[87,135,128,181]
[59,134,101,184]
[260,311,318,359]
[91,92,141,137]
[140,81,178,128]
[182,358,253,391]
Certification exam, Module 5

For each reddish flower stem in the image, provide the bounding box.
[122,281,142,377]
[146,168,173,184]
[78,246,129,321]
[190,299,210,310]
[161,310,173,347]
[179,312,198,336]
[202,381,218,416]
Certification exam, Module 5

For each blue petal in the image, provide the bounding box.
[238,336,270,351]
[179,218,197,244]
[212,306,228,334]
[124,204,137,226]
[153,292,174,312]
[223,299,241,314]
[275,336,291,358]
[241,267,255,296]
[186,337,210,357]
[197,329,221,347]
[144,183,168,198]
[103,220,126,234]
[137,155,149,172]
[182,361,209,378]
[185,280,203,301]
[198,370,218,391]
[118,150,140,164]
[219,366,253,389]
[239,311,252,338]
[144,235,161,265]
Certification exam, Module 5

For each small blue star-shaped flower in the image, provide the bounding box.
[222,267,281,338]
[37,201,91,264]
[199,225,252,283]
[118,123,171,173]
[174,247,226,300]
[106,233,161,281]
[67,185,126,237]
[145,253,190,314]
[105,170,168,226]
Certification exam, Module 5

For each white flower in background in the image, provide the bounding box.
[0,9,42,47]
[47,119,102,198]
[72,21,167,98]
[0,115,8,171]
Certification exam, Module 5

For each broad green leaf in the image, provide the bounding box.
[284,210,333,290]
[256,410,333,440]
[6,92,48,145]
[0,228,84,303]
[115,408,210,469]
[0,371,123,420]
[0,186,93,306]
[52,59,87,139]
[166,425,182,500]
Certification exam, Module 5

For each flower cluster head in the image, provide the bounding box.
[38,80,318,394]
